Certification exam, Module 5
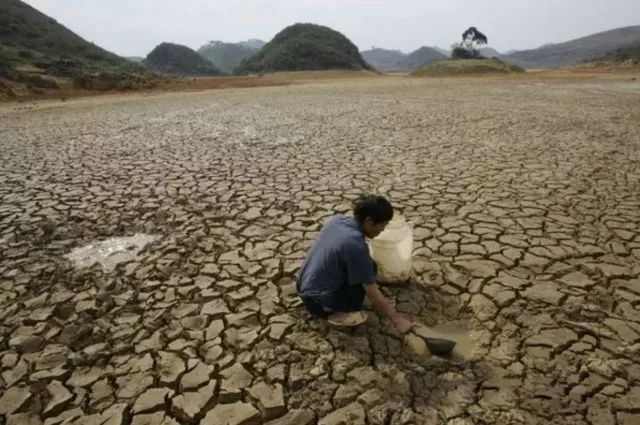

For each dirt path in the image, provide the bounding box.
[1,76,639,425]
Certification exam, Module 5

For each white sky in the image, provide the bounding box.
[23,0,640,57]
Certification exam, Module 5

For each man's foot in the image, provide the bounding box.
[327,311,368,327]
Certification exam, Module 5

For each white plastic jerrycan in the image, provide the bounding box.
[369,214,413,284]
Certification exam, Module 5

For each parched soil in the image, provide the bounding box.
[1,75,639,425]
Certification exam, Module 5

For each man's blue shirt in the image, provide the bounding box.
[297,214,376,297]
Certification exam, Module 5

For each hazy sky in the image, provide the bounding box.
[24,0,640,56]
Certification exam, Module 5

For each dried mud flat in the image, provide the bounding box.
[1,75,639,425]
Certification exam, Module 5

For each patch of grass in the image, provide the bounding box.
[412,58,525,76]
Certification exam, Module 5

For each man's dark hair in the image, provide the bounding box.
[353,195,393,224]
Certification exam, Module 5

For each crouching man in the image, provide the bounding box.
[296,195,413,334]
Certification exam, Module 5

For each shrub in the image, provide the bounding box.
[19,73,59,89]
[18,49,33,59]
[0,57,16,79]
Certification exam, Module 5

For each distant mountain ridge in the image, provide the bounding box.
[504,26,640,68]
[198,40,265,74]
[361,46,446,71]
[432,46,450,56]
[478,47,502,58]
[360,48,406,70]
[395,47,446,70]
[238,39,266,50]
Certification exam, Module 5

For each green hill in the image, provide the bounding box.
[234,23,372,75]
[0,0,151,92]
[198,41,261,74]
[144,43,223,76]
[412,58,525,76]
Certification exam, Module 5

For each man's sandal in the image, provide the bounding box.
[327,311,368,327]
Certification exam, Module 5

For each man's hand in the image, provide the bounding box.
[363,283,413,334]
[392,315,414,334]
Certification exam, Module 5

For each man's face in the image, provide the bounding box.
[363,217,389,239]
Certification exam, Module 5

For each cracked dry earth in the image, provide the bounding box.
[1,76,640,425]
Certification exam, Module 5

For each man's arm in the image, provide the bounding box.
[363,283,413,333]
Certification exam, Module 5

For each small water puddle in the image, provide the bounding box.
[65,233,160,271]
[413,322,474,360]
[430,323,474,360]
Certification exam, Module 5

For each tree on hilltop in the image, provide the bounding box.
[452,26,488,59]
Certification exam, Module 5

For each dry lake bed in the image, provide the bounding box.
[1,74,639,425]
